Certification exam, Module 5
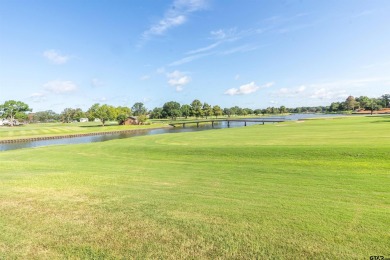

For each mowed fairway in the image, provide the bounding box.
[0,116,389,259]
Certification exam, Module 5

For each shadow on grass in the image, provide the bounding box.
[370,120,390,123]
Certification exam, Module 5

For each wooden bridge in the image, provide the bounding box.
[169,118,286,128]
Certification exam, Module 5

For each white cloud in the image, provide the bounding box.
[210,28,238,40]
[140,75,151,81]
[44,80,77,94]
[224,81,273,96]
[310,88,348,99]
[43,49,70,64]
[93,97,108,102]
[166,70,191,91]
[91,78,104,88]
[186,42,220,55]
[220,44,259,55]
[169,52,212,66]
[142,0,208,40]
[276,85,306,97]
[29,92,46,103]
[156,67,165,74]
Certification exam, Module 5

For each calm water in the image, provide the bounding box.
[0,114,345,151]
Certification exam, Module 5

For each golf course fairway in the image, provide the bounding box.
[0,116,389,259]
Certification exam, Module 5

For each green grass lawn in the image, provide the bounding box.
[0,121,168,141]
[0,116,389,259]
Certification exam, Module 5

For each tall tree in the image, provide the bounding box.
[88,104,117,126]
[345,96,358,110]
[60,108,75,123]
[190,99,203,118]
[0,100,32,126]
[202,103,212,119]
[149,107,163,119]
[132,102,147,116]
[223,108,232,117]
[162,101,181,120]
[212,105,223,118]
[181,104,191,119]
[116,106,132,124]
[380,94,390,108]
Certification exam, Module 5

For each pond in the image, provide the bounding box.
[0,114,346,151]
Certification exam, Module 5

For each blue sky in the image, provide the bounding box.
[1,0,390,112]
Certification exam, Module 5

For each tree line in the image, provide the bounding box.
[1,94,389,126]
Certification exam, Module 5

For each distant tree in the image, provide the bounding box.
[253,109,261,116]
[163,101,181,120]
[137,114,147,125]
[116,106,132,124]
[132,102,147,116]
[368,98,382,115]
[279,106,287,114]
[86,103,100,121]
[149,107,163,119]
[329,102,341,112]
[212,105,223,118]
[230,106,240,116]
[355,96,371,110]
[0,100,31,126]
[181,104,191,119]
[244,108,253,115]
[202,103,212,119]
[223,108,232,117]
[73,108,86,121]
[345,96,358,110]
[60,108,74,123]
[380,94,390,108]
[190,99,203,118]
[88,104,117,126]
[33,110,60,122]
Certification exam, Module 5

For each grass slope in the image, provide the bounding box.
[0,116,389,259]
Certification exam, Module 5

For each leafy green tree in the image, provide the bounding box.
[60,108,74,123]
[230,106,240,116]
[88,104,117,126]
[73,108,86,121]
[163,101,181,120]
[86,103,100,121]
[181,104,191,119]
[132,102,147,116]
[244,108,253,115]
[380,94,390,108]
[368,98,382,115]
[116,106,132,124]
[202,102,212,119]
[190,99,203,118]
[33,110,60,122]
[344,96,358,110]
[223,108,232,117]
[0,100,31,126]
[149,107,163,119]
[279,106,287,114]
[212,105,223,118]
[137,114,147,124]
[329,102,341,112]
[355,96,371,110]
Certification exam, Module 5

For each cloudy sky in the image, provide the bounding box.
[1,0,390,112]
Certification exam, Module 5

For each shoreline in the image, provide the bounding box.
[0,126,172,144]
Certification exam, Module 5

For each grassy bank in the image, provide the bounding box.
[0,116,389,258]
[0,122,168,141]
